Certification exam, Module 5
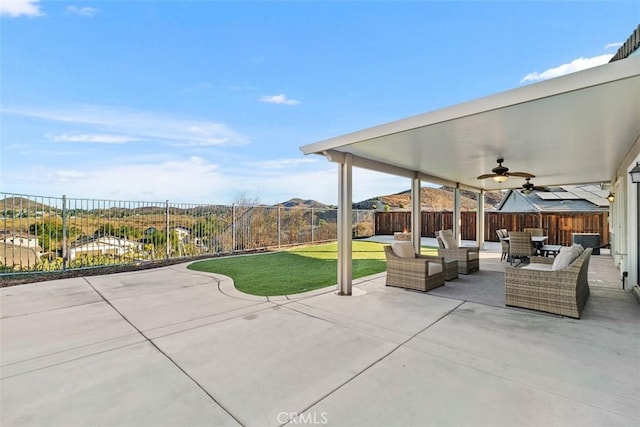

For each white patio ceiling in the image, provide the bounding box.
[301,56,640,192]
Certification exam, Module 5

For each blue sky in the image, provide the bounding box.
[1,1,638,205]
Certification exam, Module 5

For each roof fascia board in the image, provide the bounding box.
[322,150,483,191]
[300,56,640,155]
[322,150,416,179]
[416,172,480,192]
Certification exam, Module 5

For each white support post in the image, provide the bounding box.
[411,175,422,255]
[477,190,485,249]
[453,185,461,245]
[337,154,353,295]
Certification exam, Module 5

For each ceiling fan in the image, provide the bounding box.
[477,157,535,183]
[519,177,549,194]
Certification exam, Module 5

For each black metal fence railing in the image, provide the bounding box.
[0,193,375,275]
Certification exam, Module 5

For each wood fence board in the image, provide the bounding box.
[376,211,609,246]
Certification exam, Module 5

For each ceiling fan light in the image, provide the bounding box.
[492,175,508,183]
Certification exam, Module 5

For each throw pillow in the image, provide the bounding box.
[567,245,582,261]
[392,241,415,258]
[438,230,457,249]
[552,246,580,271]
[572,243,585,254]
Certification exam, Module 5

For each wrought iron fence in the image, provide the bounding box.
[0,193,375,275]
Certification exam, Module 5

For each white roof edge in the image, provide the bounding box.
[300,56,640,155]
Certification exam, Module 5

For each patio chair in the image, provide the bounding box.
[508,231,536,265]
[523,228,544,237]
[496,229,509,262]
[435,229,480,274]
[384,243,445,292]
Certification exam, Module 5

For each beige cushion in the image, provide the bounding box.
[391,241,415,258]
[567,245,582,260]
[551,246,580,271]
[521,263,553,271]
[572,243,585,254]
[438,230,458,249]
[428,262,443,276]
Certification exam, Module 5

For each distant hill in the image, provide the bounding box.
[0,197,55,211]
[2,190,502,214]
[276,198,331,209]
[353,187,504,211]
[278,187,503,212]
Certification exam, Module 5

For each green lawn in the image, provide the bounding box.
[188,240,438,296]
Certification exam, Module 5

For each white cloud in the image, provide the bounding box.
[520,54,613,83]
[352,168,411,202]
[54,170,88,181]
[604,42,622,50]
[2,153,414,205]
[66,6,99,17]
[6,157,231,203]
[48,133,139,144]
[3,115,415,206]
[0,0,44,17]
[3,104,250,147]
[239,165,412,205]
[251,158,318,169]
[260,94,301,105]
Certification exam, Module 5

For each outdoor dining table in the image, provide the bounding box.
[503,235,549,255]
[503,236,548,243]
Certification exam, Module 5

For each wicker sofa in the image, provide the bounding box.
[504,247,592,318]
[384,244,445,292]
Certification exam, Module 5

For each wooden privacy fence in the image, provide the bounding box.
[375,211,609,247]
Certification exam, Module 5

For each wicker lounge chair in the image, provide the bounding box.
[504,247,592,318]
[435,229,479,274]
[384,244,445,292]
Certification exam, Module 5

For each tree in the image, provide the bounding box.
[29,222,77,252]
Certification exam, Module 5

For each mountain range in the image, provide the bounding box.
[2,186,504,213]
[279,187,504,211]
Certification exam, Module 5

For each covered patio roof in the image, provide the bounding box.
[301,56,640,191]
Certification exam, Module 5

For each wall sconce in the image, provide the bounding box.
[607,192,615,202]
[630,162,640,184]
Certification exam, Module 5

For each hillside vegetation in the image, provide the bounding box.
[352,187,503,211]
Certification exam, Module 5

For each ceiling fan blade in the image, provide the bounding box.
[533,186,550,192]
[477,173,497,180]
[509,172,536,178]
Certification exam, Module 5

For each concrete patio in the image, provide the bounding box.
[1,240,639,426]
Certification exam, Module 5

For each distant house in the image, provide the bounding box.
[0,230,42,250]
[0,231,44,269]
[142,226,191,242]
[174,226,191,242]
[497,185,610,213]
[68,236,142,261]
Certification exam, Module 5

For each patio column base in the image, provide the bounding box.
[632,285,640,304]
